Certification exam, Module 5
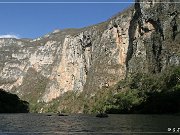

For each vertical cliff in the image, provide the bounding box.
[0,0,180,113]
[127,0,180,75]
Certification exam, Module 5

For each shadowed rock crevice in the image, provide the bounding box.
[126,2,142,73]
[0,89,29,113]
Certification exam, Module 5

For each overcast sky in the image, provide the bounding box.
[0,0,134,39]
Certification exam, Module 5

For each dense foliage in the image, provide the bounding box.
[31,66,180,114]
[0,89,29,113]
[98,66,180,114]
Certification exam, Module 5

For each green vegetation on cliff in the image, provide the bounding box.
[37,66,180,114]
[94,66,180,114]
[16,68,49,113]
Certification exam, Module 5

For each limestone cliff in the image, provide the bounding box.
[0,0,179,112]
[127,0,180,75]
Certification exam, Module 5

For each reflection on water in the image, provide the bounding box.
[0,114,179,134]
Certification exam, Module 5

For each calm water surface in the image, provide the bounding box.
[0,114,179,134]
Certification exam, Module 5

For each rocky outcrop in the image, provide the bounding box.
[126,0,180,74]
[0,0,179,112]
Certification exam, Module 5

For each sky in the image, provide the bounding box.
[0,0,134,39]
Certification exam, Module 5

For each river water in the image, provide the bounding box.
[0,114,179,134]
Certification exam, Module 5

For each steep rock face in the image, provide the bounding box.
[0,10,132,103]
[126,0,180,74]
[0,1,180,111]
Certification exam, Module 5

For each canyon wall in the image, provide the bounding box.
[0,0,179,111]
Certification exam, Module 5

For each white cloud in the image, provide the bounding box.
[0,34,20,39]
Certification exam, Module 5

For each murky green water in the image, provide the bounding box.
[0,114,179,134]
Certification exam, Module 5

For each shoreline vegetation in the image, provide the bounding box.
[0,89,29,113]
[97,66,180,114]
[29,66,180,115]
[0,66,179,114]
